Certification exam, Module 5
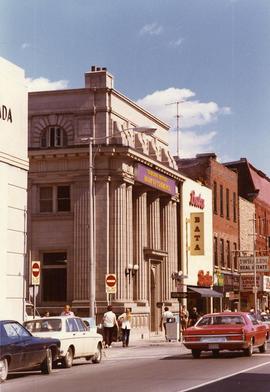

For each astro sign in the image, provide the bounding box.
[189,191,205,209]
[0,104,13,123]
[135,164,176,196]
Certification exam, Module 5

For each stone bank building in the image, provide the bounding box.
[28,66,185,334]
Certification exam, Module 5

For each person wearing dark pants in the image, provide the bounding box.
[118,308,132,347]
[102,305,118,348]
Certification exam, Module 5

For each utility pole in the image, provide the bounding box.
[166,101,183,157]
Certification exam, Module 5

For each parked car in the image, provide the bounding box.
[0,320,60,382]
[254,313,270,340]
[182,312,268,358]
[24,316,103,368]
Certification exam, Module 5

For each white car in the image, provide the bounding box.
[24,316,103,368]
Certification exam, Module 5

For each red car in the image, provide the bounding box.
[183,312,267,358]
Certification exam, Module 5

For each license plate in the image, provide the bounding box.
[208,344,219,349]
[200,337,227,343]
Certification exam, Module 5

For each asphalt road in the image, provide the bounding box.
[2,343,270,392]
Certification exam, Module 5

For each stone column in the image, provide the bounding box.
[133,190,148,301]
[126,184,133,300]
[170,201,178,294]
[109,181,127,301]
[147,194,161,250]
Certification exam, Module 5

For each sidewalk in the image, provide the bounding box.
[102,335,189,360]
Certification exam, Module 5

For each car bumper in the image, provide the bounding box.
[183,340,248,351]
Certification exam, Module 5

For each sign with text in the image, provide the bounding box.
[105,274,117,294]
[135,164,176,196]
[240,274,262,292]
[31,261,41,285]
[238,256,269,273]
[190,212,204,255]
[171,292,188,299]
[263,276,270,292]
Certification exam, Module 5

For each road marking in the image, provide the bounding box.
[176,360,270,392]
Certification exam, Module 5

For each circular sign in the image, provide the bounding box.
[32,262,40,278]
[106,274,116,287]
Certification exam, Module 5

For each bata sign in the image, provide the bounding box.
[189,191,205,209]
[0,104,12,123]
[238,256,269,273]
[190,212,204,255]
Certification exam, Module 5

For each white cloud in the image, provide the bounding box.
[21,42,30,50]
[26,77,69,92]
[136,87,230,129]
[169,37,184,47]
[139,23,163,36]
[137,87,231,157]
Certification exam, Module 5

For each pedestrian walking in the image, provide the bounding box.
[118,308,132,347]
[60,304,75,316]
[102,305,119,348]
[188,307,199,327]
[180,305,189,331]
[160,306,174,340]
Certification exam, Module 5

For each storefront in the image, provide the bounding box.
[0,57,28,322]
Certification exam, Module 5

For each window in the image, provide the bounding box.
[220,239,225,267]
[226,240,231,269]
[226,188,230,219]
[42,252,67,302]
[214,236,218,267]
[213,181,217,214]
[66,318,78,332]
[41,127,67,148]
[39,185,70,213]
[220,185,224,217]
[233,192,237,222]
[233,242,237,269]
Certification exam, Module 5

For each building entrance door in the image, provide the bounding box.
[150,263,161,332]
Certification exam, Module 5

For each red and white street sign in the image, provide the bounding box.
[31,261,41,285]
[105,274,117,294]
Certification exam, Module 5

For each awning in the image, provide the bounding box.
[188,287,223,298]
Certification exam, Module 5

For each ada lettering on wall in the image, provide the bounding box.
[190,212,204,255]
[0,105,12,123]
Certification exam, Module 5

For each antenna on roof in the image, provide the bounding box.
[166,100,183,157]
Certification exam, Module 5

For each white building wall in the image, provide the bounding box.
[181,178,213,287]
[0,57,28,322]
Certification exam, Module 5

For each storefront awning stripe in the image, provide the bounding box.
[189,287,223,297]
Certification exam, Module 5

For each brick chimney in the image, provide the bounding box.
[85,65,114,89]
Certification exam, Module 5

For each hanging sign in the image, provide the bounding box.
[190,212,204,255]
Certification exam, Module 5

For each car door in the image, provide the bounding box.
[1,322,24,371]
[65,317,82,358]
[75,318,93,356]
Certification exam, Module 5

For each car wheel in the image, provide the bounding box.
[0,358,8,382]
[259,340,267,353]
[62,347,74,368]
[244,338,254,357]
[212,349,219,358]
[191,349,201,359]
[41,349,52,374]
[92,343,102,364]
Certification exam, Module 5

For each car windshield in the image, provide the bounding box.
[24,318,62,332]
[197,315,245,326]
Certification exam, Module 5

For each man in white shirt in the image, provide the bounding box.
[161,306,174,340]
[60,304,75,316]
[103,305,118,348]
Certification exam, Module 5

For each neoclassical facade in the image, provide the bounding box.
[28,66,185,334]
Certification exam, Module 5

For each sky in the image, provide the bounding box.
[1,0,270,176]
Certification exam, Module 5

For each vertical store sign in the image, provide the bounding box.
[190,212,204,255]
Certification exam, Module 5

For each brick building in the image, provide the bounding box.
[27,66,186,335]
[176,153,240,310]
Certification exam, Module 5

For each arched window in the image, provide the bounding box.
[41,126,67,148]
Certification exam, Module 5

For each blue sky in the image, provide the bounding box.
[1,0,269,175]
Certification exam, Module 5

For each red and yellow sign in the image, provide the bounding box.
[190,212,204,255]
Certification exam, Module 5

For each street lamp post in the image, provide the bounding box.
[82,126,156,317]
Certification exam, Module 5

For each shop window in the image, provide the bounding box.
[220,239,225,267]
[39,185,70,213]
[226,188,230,220]
[41,127,67,148]
[220,185,224,217]
[42,252,67,302]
